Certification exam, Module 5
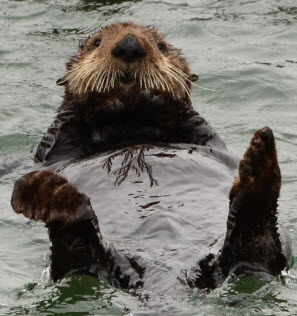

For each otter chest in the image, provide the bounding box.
[58,144,237,290]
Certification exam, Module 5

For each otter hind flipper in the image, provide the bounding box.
[220,127,289,277]
[187,127,290,290]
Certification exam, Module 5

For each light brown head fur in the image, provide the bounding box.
[58,22,197,105]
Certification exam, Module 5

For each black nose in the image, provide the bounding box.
[111,35,145,63]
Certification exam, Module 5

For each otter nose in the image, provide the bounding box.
[112,35,145,63]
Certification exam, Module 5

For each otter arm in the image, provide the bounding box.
[35,97,228,167]
[187,127,291,289]
[133,91,228,150]
[11,170,102,280]
[35,110,90,166]
[11,170,141,287]
[174,109,227,150]
[34,102,133,166]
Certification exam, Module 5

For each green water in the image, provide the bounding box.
[1,0,297,314]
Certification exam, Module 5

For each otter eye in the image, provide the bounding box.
[94,39,101,47]
[157,42,167,51]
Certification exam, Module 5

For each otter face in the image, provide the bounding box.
[59,22,197,104]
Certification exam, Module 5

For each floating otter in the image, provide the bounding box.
[11,22,291,299]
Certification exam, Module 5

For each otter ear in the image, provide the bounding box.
[190,74,199,82]
[56,76,68,86]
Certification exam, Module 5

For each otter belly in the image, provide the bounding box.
[58,144,238,291]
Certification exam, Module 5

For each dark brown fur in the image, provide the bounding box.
[222,127,285,275]
[188,128,288,290]
[11,170,98,229]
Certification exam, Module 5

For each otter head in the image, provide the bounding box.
[58,22,198,106]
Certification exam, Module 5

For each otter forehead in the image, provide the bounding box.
[61,22,194,104]
[82,23,168,57]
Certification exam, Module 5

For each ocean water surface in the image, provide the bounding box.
[0,0,297,315]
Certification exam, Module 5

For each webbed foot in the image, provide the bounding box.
[187,128,290,290]
[230,127,280,199]
[221,127,288,276]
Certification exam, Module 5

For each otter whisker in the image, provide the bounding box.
[113,70,117,88]
[84,68,99,93]
[162,66,187,90]
[78,75,88,95]
[148,71,155,89]
[147,68,153,90]
[154,70,167,92]
[103,68,109,92]
[97,67,111,92]
[142,72,148,90]
[108,68,114,91]
[162,61,190,88]
[78,64,96,94]
[64,57,101,94]
[59,69,79,84]
[146,72,153,90]
[96,71,106,92]
[139,72,143,89]
[151,73,156,90]
[72,69,88,94]
[142,73,146,90]
[162,67,193,104]
[186,79,216,92]
[166,67,191,96]
[91,69,103,92]
[168,64,216,92]
[154,72,162,91]
[143,67,151,90]
[108,68,113,91]
[97,72,106,92]
[68,66,88,86]
[150,72,156,90]
[111,70,116,89]
[152,71,160,90]
[154,70,169,92]
[100,72,109,92]
[160,68,178,97]
[62,63,86,82]
[105,69,112,92]
[70,64,95,93]
[161,74,173,96]
[166,63,188,78]
[92,69,103,92]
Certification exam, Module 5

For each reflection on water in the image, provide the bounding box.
[10,276,125,316]
[102,146,158,186]
[1,0,297,315]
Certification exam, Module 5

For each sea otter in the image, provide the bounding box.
[11,22,291,298]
